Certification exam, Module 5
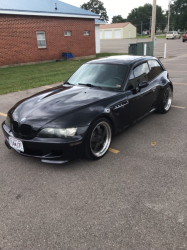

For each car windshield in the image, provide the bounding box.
[167,31,173,34]
[68,63,128,90]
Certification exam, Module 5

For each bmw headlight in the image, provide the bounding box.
[5,115,11,128]
[37,128,77,138]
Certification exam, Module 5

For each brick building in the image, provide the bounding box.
[0,0,99,66]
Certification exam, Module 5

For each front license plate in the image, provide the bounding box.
[9,137,24,152]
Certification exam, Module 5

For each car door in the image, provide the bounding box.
[125,61,157,122]
[147,59,165,106]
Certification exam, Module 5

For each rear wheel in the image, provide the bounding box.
[157,86,173,114]
[85,118,112,160]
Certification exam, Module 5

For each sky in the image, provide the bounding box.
[62,0,169,22]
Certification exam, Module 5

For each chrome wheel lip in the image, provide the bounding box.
[90,121,111,158]
[163,87,172,111]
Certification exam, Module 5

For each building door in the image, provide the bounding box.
[104,30,112,39]
[114,29,121,38]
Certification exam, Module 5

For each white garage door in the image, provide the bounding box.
[114,29,121,38]
[104,30,112,39]
[100,31,102,39]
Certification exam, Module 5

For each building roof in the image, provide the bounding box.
[95,19,106,24]
[100,22,134,29]
[0,0,99,19]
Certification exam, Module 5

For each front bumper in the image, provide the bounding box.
[2,122,87,163]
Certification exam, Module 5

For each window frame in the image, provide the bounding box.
[36,31,47,49]
[84,31,90,36]
[64,31,72,36]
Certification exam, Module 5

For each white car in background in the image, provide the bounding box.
[166,31,181,39]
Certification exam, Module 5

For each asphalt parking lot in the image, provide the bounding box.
[101,37,186,58]
[0,39,187,249]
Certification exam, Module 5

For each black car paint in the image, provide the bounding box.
[2,55,172,163]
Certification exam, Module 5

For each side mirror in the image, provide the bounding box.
[138,81,149,89]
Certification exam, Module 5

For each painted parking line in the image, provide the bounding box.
[0,112,7,117]
[109,148,120,154]
[171,105,186,109]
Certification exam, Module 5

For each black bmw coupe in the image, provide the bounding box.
[2,55,173,163]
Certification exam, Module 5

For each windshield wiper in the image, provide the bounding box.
[78,83,102,89]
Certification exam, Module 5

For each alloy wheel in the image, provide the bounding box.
[163,87,172,111]
[90,121,111,157]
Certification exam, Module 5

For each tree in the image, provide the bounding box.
[112,15,126,23]
[80,0,109,22]
[170,0,187,31]
[127,4,167,33]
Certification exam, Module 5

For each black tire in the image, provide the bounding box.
[85,118,112,160]
[179,36,181,39]
[157,86,173,114]
[183,39,185,42]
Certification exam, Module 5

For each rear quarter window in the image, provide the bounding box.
[148,60,163,80]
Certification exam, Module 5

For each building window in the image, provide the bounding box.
[64,31,72,36]
[84,31,90,36]
[36,32,46,48]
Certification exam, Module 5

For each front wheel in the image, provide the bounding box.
[157,86,173,114]
[85,118,112,160]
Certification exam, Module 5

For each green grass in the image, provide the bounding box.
[156,35,166,39]
[0,53,127,95]
[136,35,150,39]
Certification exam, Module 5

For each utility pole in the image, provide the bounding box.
[149,17,152,36]
[151,0,157,42]
[141,21,143,36]
[168,1,170,32]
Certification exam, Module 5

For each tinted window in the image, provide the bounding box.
[126,71,135,90]
[167,31,173,34]
[126,62,150,91]
[148,60,163,80]
[134,62,150,82]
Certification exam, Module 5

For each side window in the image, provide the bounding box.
[126,62,150,91]
[126,71,136,90]
[148,60,163,80]
[133,62,150,83]
[36,32,46,48]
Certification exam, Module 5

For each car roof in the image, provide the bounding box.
[88,55,157,66]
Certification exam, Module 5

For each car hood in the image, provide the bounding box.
[11,85,118,128]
